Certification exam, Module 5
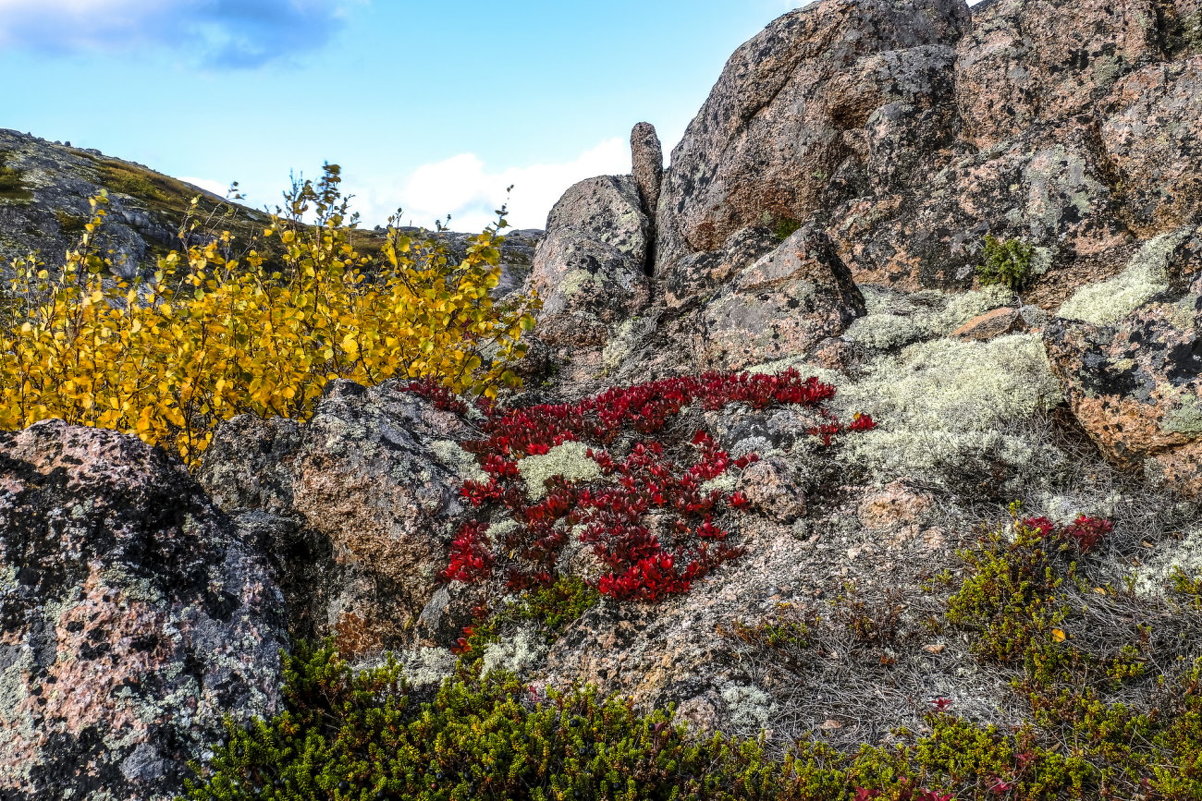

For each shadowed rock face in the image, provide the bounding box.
[698,224,867,371]
[198,379,477,654]
[0,421,286,801]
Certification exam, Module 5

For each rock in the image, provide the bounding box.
[654,0,970,281]
[856,481,934,532]
[0,420,285,801]
[661,226,780,309]
[199,379,476,654]
[955,0,1171,149]
[952,307,1026,340]
[630,122,664,218]
[698,224,866,370]
[1100,57,1202,234]
[526,176,652,367]
[1044,296,1202,497]
[737,459,806,522]
[829,135,1131,293]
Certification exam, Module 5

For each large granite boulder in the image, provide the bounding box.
[1045,293,1202,497]
[198,379,477,654]
[955,0,1174,148]
[527,175,652,352]
[0,420,285,801]
[828,133,1131,295]
[654,0,970,291]
[1100,57,1202,234]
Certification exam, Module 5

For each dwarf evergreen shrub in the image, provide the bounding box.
[976,235,1035,293]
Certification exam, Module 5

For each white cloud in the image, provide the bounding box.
[0,0,361,67]
[176,175,229,197]
[345,137,629,233]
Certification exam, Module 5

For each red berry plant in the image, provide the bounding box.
[419,370,874,603]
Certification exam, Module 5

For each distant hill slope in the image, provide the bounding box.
[0,129,540,292]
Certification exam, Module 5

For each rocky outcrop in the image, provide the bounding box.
[654,0,970,291]
[956,0,1174,149]
[698,225,866,370]
[1100,58,1202,234]
[630,122,664,218]
[1045,295,1202,497]
[198,379,475,654]
[0,421,285,801]
[525,176,652,378]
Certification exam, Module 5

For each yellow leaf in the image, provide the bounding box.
[1051,629,1067,643]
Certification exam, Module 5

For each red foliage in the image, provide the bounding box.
[1021,514,1113,553]
[416,369,872,602]
[441,522,494,583]
[1060,515,1113,553]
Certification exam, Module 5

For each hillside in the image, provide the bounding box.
[2,0,1202,799]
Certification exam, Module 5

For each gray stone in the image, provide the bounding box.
[199,379,478,654]
[527,175,651,350]
[698,224,866,370]
[0,421,286,801]
[630,122,664,218]
[654,0,970,275]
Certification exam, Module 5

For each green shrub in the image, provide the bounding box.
[181,641,846,801]
[976,235,1036,293]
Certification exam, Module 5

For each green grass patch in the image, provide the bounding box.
[0,152,32,202]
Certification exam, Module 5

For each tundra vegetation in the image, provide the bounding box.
[181,505,1202,801]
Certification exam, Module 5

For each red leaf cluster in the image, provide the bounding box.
[1021,514,1113,553]
[421,370,872,602]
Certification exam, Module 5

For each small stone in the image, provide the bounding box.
[951,307,1026,341]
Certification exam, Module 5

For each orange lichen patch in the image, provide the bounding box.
[332,612,387,657]
[1069,394,1196,466]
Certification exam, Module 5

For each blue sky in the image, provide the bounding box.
[1,0,807,231]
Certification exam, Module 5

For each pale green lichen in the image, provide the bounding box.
[1163,392,1202,436]
[846,285,1014,351]
[601,316,654,373]
[518,441,602,499]
[480,625,546,677]
[560,268,603,297]
[1130,527,1202,598]
[837,334,1064,486]
[395,647,456,687]
[720,683,776,735]
[1056,230,1189,325]
[700,472,738,495]
[430,439,488,484]
[485,519,521,546]
[745,355,843,387]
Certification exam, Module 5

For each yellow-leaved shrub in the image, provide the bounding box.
[0,164,539,464]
